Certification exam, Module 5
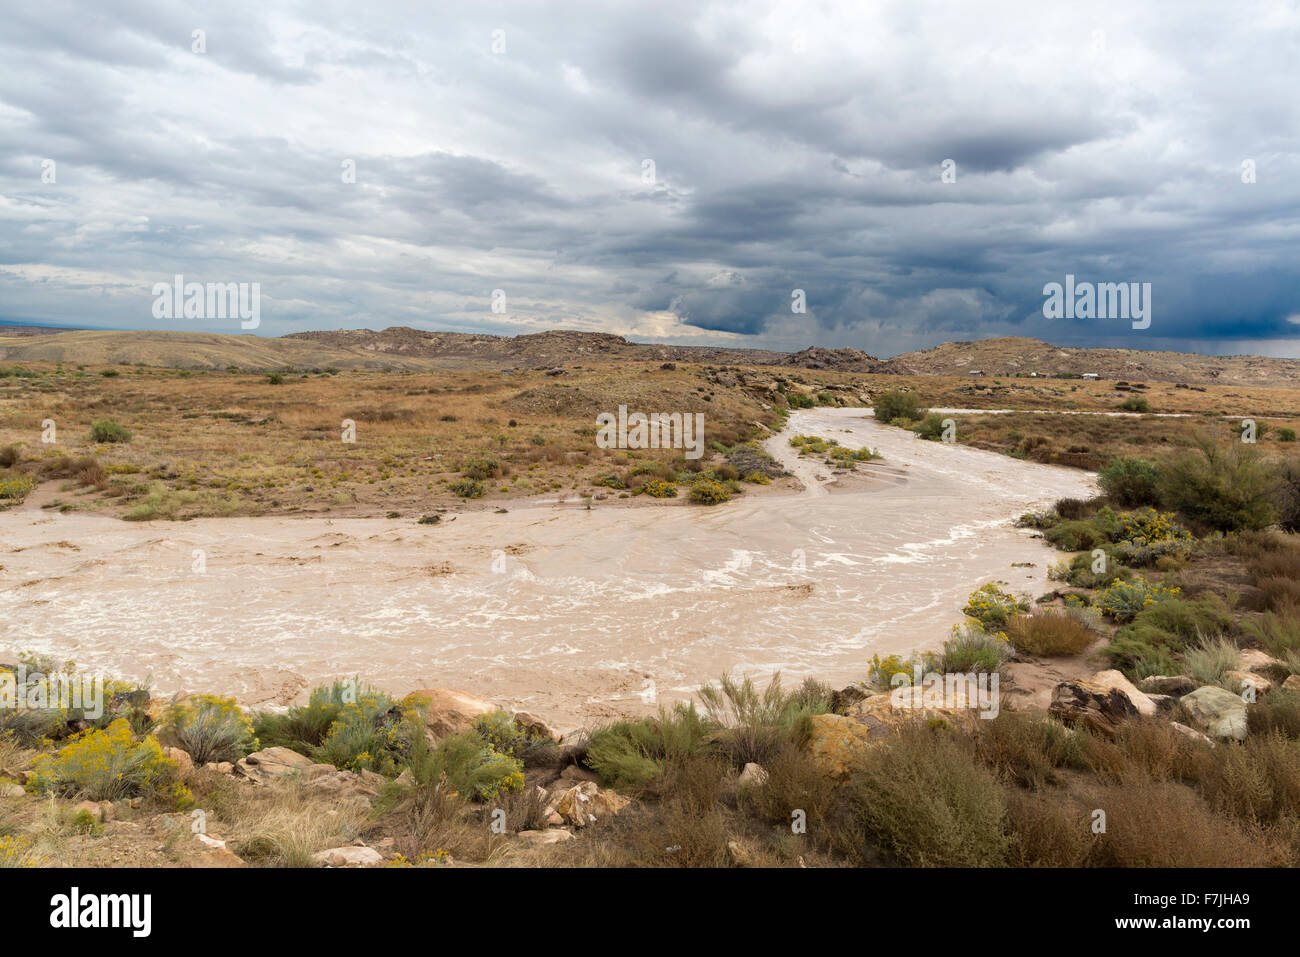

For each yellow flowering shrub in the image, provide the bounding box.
[962,583,1030,628]
[27,719,186,803]
[643,480,677,498]
[0,835,37,868]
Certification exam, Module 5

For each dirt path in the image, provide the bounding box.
[1,409,1095,731]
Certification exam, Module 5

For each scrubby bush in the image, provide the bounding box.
[254,679,356,753]
[688,479,731,505]
[1118,395,1151,413]
[962,583,1029,629]
[1183,636,1240,687]
[163,694,257,765]
[471,710,556,766]
[940,622,1012,673]
[450,478,485,499]
[873,390,925,425]
[643,479,677,498]
[1095,576,1181,622]
[408,727,523,801]
[698,672,829,767]
[844,723,1011,866]
[1007,608,1097,656]
[28,720,187,804]
[312,687,415,776]
[0,474,37,501]
[1157,440,1277,532]
[911,413,950,442]
[90,419,132,443]
[585,703,711,791]
[460,456,500,480]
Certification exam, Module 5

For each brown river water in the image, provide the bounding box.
[1,408,1096,731]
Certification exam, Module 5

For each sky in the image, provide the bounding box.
[1,0,1298,358]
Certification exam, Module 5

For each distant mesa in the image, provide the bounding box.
[0,326,1297,387]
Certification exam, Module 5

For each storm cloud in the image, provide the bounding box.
[1,0,1297,356]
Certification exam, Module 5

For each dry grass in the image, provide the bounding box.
[1006,608,1099,656]
[0,362,782,518]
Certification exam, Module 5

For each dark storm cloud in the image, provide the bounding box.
[0,0,1297,355]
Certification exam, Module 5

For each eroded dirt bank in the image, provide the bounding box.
[1,409,1095,731]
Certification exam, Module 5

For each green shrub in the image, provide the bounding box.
[1095,576,1181,622]
[253,680,356,752]
[786,392,815,409]
[265,372,284,385]
[697,672,830,767]
[941,622,1013,673]
[1098,457,1161,507]
[1277,428,1297,442]
[163,694,257,765]
[460,457,500,480]
[1105,625,1182,679]
[873,390,925,425]
[911,412,950,442]
[27,720,187,804]
[471,710,556,765]
[90,419,132,443]
[585,703,711,791]
[1044,519,1108,551]
[1184,636,1240,687]
[405,723,523,801]
[1157,440,1277,532]
[1118,396,1151,413]
[311,687,416,776]
[688,479,731,505]
[450,478,485,499]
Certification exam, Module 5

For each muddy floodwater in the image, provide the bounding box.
[1,408,1096,731]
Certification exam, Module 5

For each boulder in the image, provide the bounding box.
[312,845,384,867]
[305,769,380,801]
[737,763,769,788]
[553,781,628,826]
[1137,675,1197,697]
[202,761,235,775]
[830,684,870,715]
[1146,693,1178,715]
[1048,679,1139,735]
[803,713,874,779]
[1169,721,1216,747]
[1180,686,1248,742]
[1284,676,1300,694]
[166,747,194,774]
[407,688,496,740]
[1090,669,1158,716]
[1223,670,1271,697]
[513,711,559,742]
[234,746,315,784]
[1238,649,1282,673]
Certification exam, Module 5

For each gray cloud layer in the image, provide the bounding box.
[2,0,1298,356]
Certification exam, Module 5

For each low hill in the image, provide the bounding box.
[2,327,1295,386]
[890,337,1300,388]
